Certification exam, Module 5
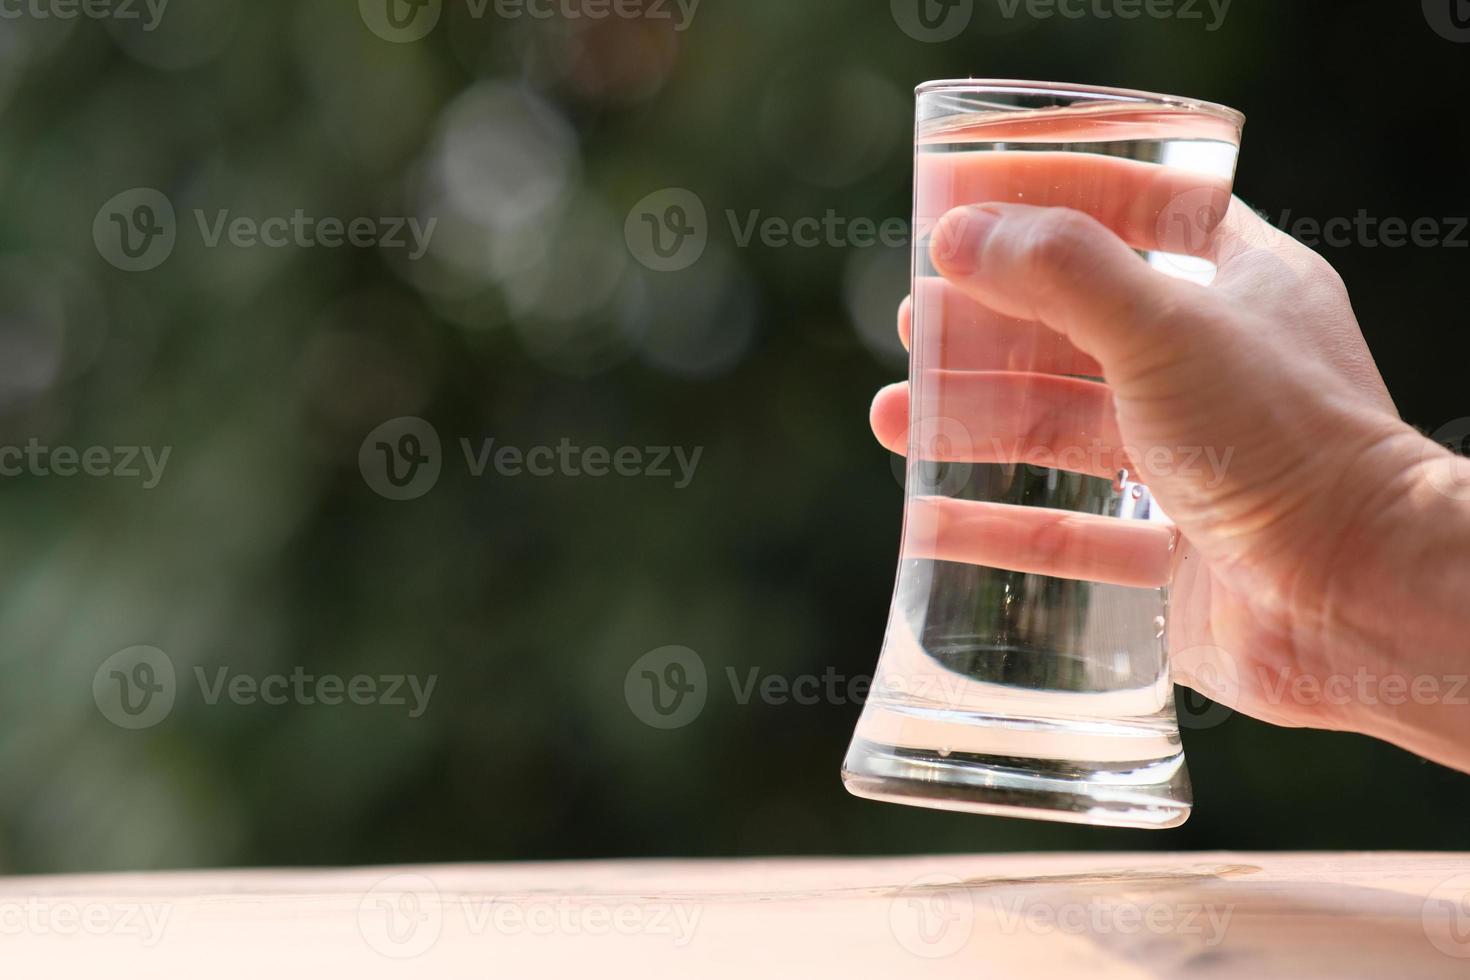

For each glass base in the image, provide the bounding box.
[842,737,1191,830]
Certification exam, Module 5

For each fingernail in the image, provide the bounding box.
[931,205,1001,277]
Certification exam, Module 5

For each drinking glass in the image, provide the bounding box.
[842,80,1244,829]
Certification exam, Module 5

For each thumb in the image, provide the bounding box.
[929,203,1228,384]
[926,201,1289,542]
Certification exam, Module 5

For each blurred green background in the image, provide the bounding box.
[1,0,1468,873]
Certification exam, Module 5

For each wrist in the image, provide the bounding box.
[1335,429,1470,769]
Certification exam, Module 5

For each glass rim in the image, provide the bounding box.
[914,78,1245,127]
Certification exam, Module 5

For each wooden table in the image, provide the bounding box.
[3,853,1469,977]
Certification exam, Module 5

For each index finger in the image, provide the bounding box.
[918,151,1234,257]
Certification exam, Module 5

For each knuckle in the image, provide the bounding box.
[1026,513,1078,566]
[1107,286,1219,382]
[1299,250,1349,298]
[1019,208,1103,278]
[1134,283,1214,331]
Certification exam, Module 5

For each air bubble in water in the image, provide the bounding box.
[1130,485,1144,500]
[938,746,953,758]
[1153,616,1167,637]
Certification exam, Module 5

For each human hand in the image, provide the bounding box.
[871,197,1470,771]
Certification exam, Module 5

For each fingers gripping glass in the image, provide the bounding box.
[842,80,1244,829]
